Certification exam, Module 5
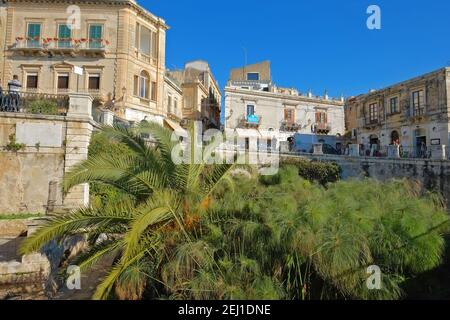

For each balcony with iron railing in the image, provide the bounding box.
[134,50,157,66]
[0,90,69,116]
[10,38,109,57]
[238,114,262,129]
[364,116,380,127]
[314,122,332,134]
[280,120,302,132]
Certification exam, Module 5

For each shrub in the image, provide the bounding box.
[5,133,25,152]
[28,99,58,115]
[281,158,341,185]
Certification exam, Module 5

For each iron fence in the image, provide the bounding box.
[281,144,450,161]
[0,90,69,116]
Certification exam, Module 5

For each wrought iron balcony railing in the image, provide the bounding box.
[314,122,332,133]
[238,114,262,128]
[280,120,301,132]
[10,38,108,56]
[0,90,69,116]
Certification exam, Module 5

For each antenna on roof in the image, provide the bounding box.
[242,46,248,66]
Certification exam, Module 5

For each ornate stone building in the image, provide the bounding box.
[0,0,171,124]
[345,67,450,157]
[224,61,345,149]
[166,60,222,130]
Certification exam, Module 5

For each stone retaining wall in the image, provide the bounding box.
[283,153,450,207]
[0,94,95,214]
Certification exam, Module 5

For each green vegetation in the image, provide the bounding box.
[20,123,450,300]
[87,132,134,208]
[5,134,25,152]
[28,99,58,115]
[281,158,341,185]
[21,122,236,300]
[0,213,41,220]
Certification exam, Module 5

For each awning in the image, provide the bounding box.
[164,119,187,137]
[235,128,261,138]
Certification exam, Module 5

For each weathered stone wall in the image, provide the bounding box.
[0,94,95,215]
[283,154,450,207]
[0,253,50,299]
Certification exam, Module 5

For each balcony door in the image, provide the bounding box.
[285,109,295,124]
[27,23,41,48]
[58,24,72,48]
[246,105,255,117]
[89,25,103,49]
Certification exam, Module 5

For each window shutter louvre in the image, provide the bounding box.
[152,31,158,59]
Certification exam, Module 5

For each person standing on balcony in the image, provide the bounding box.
[8,75,22,111]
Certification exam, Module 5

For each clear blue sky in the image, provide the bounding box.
[143,0,450,98]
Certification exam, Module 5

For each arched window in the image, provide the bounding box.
[138,71,150,99]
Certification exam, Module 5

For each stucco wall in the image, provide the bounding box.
[0,152,65,214]
[225,89,346,137]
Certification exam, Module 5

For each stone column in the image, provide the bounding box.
[387,145,400,158]
[349,144,360,157]
[63,94,93,209]
[431,145,447,160]
[313,143,323,155]
[67,93,93,118]
[101,109,115,126]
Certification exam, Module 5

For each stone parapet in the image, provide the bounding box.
[0,93,95,214]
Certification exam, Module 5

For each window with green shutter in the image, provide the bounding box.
[89,25,103,49]
[27,23,41,48]
[58,24,72,48]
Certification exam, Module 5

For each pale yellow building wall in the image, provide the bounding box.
[0,0,168,123]
[229,61,271,82]
[350,67,450,150]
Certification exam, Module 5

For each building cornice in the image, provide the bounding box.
[164,76,182,94]
[224,87,345,108]
[350,67,448,103]
[2,0,169,30]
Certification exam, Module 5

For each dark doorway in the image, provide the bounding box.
[416,136,427,158]
[391,131,400,145]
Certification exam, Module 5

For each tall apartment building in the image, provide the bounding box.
[224,61,345,148]
[345,67,450,157]
[0,0,171,124]
[166,60,221,130]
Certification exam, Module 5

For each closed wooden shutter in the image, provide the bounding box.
[151,32,158,59]
[133,75,139,96]
[89,25,103,49]
[58,74,69,89]
[151,81,157,101]
[26,74,38,89]
[88,75,100,90]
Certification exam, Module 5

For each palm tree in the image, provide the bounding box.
[20,122,236,300]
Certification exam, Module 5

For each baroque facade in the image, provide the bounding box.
[0,0,171,124]
[166,60,221,130]
[224,61,345,149]
[345,67,450,157]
